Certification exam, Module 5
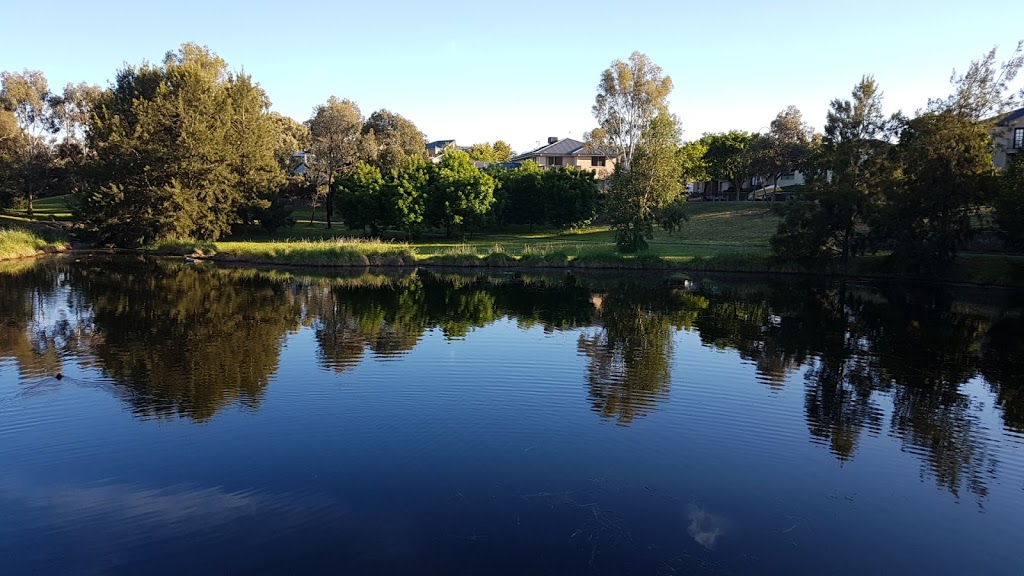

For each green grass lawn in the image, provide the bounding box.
[1,195,74,222]
[235,201,780,260]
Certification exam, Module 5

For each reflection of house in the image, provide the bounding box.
[510,137,619,178]
[992,107,1024,169]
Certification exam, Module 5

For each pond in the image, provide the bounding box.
[1,256,1022,575]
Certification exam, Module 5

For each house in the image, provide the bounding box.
[510,137,619,178]
[992,107,1024,169]
[291,151,312,176]
[425,139,471,163]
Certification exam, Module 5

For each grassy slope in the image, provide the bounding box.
[2,195,74,221]
[0,227,68,260]
[234,202,779,258]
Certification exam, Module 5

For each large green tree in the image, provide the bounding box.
[773,76,897,265]
[703,130,756,200]
[79,44,285,245]
[336,161,387,235]
[607,114,684,251]
[427,148,495,236]
[874,45,1023,271]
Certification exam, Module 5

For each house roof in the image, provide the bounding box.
[995,107,1024,127]
[511,138,618,161]
[426,139,455,149]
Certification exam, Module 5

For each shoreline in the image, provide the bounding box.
[122,247,1024,289]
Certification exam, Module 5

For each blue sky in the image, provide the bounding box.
[2,0,1021,153]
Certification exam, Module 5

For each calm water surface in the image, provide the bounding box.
[1,256,1022,575]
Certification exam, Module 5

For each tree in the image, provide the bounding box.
[362,109,426,173]
[1,70,55,215]
[490,160,544,229]
[542,168,601,229]
[467,140,514,163]
[269,112,310,170]
[607,114,684,251]
[492,140,513,162]
[79,44,285,245]
[993,157,1024,246]
[772,76,898,265]
[307,96,364,229]
[593,52,673,171]
[750,106,813,196]
[336,162,386,235]
[46,82,101,145]
[227,73,289,232]
[427,148,495,236]
[875,44,1023,271]
[0,70,51,139]
[383,156,431,238]
[703,130,756,200]
[877,111,993,271]
[677,139,710,196]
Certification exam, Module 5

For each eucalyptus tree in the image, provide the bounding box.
[592,51,673,171]
[307,96,365,228]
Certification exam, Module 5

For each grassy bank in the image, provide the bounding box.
[0,227,69,261]
[143,200,1024,286]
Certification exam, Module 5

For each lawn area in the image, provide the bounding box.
[234,201,780,260]
[1,194,74,222]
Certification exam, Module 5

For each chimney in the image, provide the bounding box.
[547,136,558,145]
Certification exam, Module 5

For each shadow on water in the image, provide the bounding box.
[1,256,1023,505]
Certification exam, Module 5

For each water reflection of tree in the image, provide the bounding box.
[77,259,303,421]
[578,287,707,425]
[311,271,599,373]
[978,317,1024,434]
[689,280,1012,500]
[0,260,97,379]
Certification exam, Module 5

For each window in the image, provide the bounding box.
[548,156,563,166]
[591,156,606,167]
[1014,127,1024,149]
[780,171,796,179]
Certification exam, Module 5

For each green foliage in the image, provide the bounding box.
[677,139,709,188]
[771,76,897,265]
[702,130,756,198]
[467,140,514,163]
[337,162,387,234]
[385,157,431,237]
[993,158,1024,246]
[593,52,672,170]
[307,96,365,229]
[362,109,427,173]
[490,161,544,228]
[542,168,601,229]
[608,115,684,252]
[875,111,994,271]
[427,148,495,236]
[77,44,288,246]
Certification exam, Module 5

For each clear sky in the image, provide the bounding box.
[2,0,1021,153]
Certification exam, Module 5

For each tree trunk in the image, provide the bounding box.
[326,189,333,229]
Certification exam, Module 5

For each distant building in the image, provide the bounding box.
[291,151,312,176]
[510,137,619,179]
[426,139,471,163]
[992,107,1024,169]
